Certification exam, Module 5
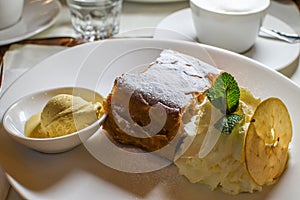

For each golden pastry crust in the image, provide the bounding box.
[103,50,221,152]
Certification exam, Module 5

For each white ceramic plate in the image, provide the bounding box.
[0,0,61,45]
[154,8,300,73]
[1,39,300,199]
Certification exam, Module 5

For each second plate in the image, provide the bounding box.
[0,0,61,45]
[154,8,300,73]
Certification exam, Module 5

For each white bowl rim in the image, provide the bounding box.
[2,86,107,142]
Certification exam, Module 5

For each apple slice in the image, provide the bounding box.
[244,98,292,185]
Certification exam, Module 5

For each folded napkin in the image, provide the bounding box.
[1,44,67,94]
[5,44,67,70]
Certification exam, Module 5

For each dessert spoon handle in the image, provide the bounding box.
[260,27,300,43]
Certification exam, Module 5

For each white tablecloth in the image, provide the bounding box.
[1,0,299,199]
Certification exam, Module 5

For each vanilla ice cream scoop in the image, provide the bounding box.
[25,94,103,138]
[40,94,102,138]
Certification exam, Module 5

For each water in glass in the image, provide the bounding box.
[67,0,122,41]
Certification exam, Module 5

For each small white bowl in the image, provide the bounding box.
[2,87,106,153]
[190,0,270,53]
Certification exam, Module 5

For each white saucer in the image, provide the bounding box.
[0,0,61,45]
[154,8,300,72]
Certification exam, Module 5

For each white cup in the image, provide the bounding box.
[0,0,24,30]
[190,0,270,53]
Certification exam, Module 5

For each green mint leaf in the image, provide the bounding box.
[206,72,242,135]
[205,72,240,114]
[214,114,243,135]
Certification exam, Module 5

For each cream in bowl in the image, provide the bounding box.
[190,0,270,53]
[2,87,106,153]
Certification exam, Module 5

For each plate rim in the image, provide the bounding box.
[1,38,300,199]
[0,0,61,45]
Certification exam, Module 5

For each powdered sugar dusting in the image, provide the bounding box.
[117,50,221,108]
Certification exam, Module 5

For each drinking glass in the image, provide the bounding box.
[67,0,123,41]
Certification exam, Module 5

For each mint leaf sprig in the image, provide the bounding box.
[214,114,243,135]
[205,72,242,134]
